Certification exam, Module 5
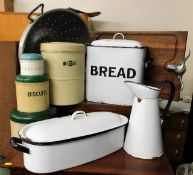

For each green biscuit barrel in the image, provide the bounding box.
[10,107,56,137]
[41,42,85,106]
[15,75,49,112]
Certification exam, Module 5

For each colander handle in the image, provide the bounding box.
[28,3,44,23]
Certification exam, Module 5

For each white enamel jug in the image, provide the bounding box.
[124,81,175,159]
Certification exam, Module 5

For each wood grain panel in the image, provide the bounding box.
[56,102,131,117]
[163,113,189,130]
[0,12,29,41]
[0,42,17,157]
[164,144,184,162]
[164,131,186,147]
[0,0,13,12]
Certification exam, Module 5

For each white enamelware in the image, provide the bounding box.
[20,53,44,76]
[10,107,56,138]
[159,97,191,114]
[124,81,175,159]
[20,60,44,76]
[86,33,146,106]
[11,111,128,173]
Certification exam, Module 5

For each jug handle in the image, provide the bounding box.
[159,81,176,119]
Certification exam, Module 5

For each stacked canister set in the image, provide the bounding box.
[10,5,176,174]
[10,53,57,137]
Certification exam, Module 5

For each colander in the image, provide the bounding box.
[19,4,90,57]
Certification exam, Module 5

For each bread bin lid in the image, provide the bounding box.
[10,107,56,124]
[40,42,85,52]
[20,53,43,60]
[15,75,48,83]
[91,39,144,48]
[91,33,144,48]
[19,111,128,145]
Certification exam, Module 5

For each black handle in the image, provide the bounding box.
[10,137,30,154]
[28,3,44,23]
[144,57,153,72]
[160,81,175,118]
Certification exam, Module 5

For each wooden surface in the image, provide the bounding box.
[0,12,29,41]
[0,149,174,175]
[163,112,190,161]
[0,42,17,157]
[90,31,188,100]
[0,0,13,12]
[56,101,131,117]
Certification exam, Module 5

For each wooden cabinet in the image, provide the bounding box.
[163,112,190,162]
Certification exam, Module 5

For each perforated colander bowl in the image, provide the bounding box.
[19,4,90,57]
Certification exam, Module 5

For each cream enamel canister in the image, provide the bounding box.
[15,75,49,112]
[10,107,56,137]
[41,42,85,105]
[86,33,146,106]
[20,53,44,76]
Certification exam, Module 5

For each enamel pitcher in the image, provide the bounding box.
[124,81,175,159]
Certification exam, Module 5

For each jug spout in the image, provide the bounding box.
[124,81,160,99]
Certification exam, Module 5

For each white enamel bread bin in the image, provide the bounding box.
[86,33,146,106]
[10,111,128,173]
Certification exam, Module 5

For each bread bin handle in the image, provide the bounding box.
[10,137,30,154]
[71,111,88,120]
[113,33,125,39]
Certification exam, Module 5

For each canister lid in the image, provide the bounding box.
[10,107,57,124]
[20,53,43,60]
[91,39,144,48]
[15,75,48,83]
[40,42,85,52]
[19,111,128,144]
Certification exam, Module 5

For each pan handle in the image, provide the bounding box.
[28,3,44,23]
[10,137,30,154]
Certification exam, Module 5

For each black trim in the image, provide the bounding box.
[28,4,44,22]
[160,81,175,119]
[124,80,160,91]
[20,125,125,146]
[10,137,30,154]
[23,8,91,54]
